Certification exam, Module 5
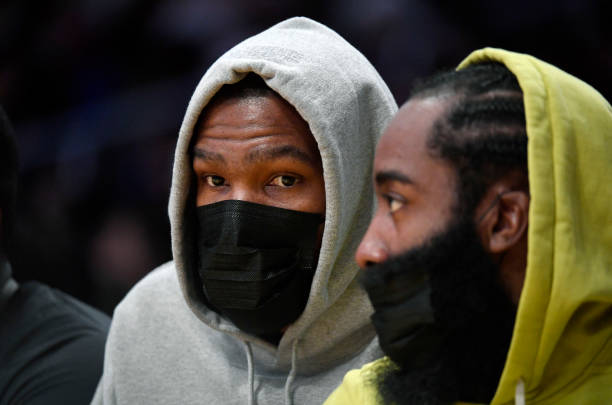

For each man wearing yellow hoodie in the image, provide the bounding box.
[324,48,612,405]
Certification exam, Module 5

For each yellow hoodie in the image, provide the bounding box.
[324,48,612,405]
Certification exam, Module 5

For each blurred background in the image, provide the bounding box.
[1,0,610,314]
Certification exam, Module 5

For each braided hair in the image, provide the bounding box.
[411,62,528,217]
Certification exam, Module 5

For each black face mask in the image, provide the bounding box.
[362,217,516,404]
[196,200,323,339]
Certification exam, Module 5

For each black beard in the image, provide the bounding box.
[362,217,517,405]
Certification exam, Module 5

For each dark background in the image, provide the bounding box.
[1,0,610,314]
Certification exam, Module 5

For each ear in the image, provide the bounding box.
[477,187,530,254]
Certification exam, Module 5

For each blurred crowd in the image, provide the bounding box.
[0,0,609,314]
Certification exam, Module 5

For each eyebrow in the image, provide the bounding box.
[375,170,415,186]
[192,147,226,163]
[246,145,316,166]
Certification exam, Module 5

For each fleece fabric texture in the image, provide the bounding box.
[323,47,612,405]
[92,17,397,405]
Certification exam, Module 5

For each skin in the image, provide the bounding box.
[192,91,326,217]
[355,96,529,304]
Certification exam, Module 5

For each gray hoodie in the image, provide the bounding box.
[92,17,397,405]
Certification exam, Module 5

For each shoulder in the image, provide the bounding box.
[16,281,110,333]
[106,261,194,347]
[123,260,179,297]
[323,358,389,405]
[114,261,182,317]
[1,282,110,352]
[94,262,234,404]
[0,283,110,404]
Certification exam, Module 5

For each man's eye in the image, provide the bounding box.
[385,195,404,213]
[205,175,226,187]
[270,175,298,187]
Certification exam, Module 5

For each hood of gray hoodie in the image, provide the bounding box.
[170,17,397,373]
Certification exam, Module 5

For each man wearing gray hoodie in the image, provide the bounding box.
[93,17,397,405]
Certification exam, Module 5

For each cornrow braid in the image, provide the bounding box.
[410,62,528,216]
[449,97,525,129]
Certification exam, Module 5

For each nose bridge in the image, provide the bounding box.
[226,181,264,205]
[355,211,390,268]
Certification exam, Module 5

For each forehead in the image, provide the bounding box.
[194,94,319,154]
[375,97,456,190]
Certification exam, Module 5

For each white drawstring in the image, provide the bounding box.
[284,339,299,405]
[243,341,255,405]
[515,378,525,405]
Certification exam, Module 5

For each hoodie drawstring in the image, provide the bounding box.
[243,341,255,405]
[284,339,299,405]
[515,378,525,405]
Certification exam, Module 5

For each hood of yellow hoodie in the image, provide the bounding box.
[458,48,612,404]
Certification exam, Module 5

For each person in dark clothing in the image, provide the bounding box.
[0,106,110,405]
